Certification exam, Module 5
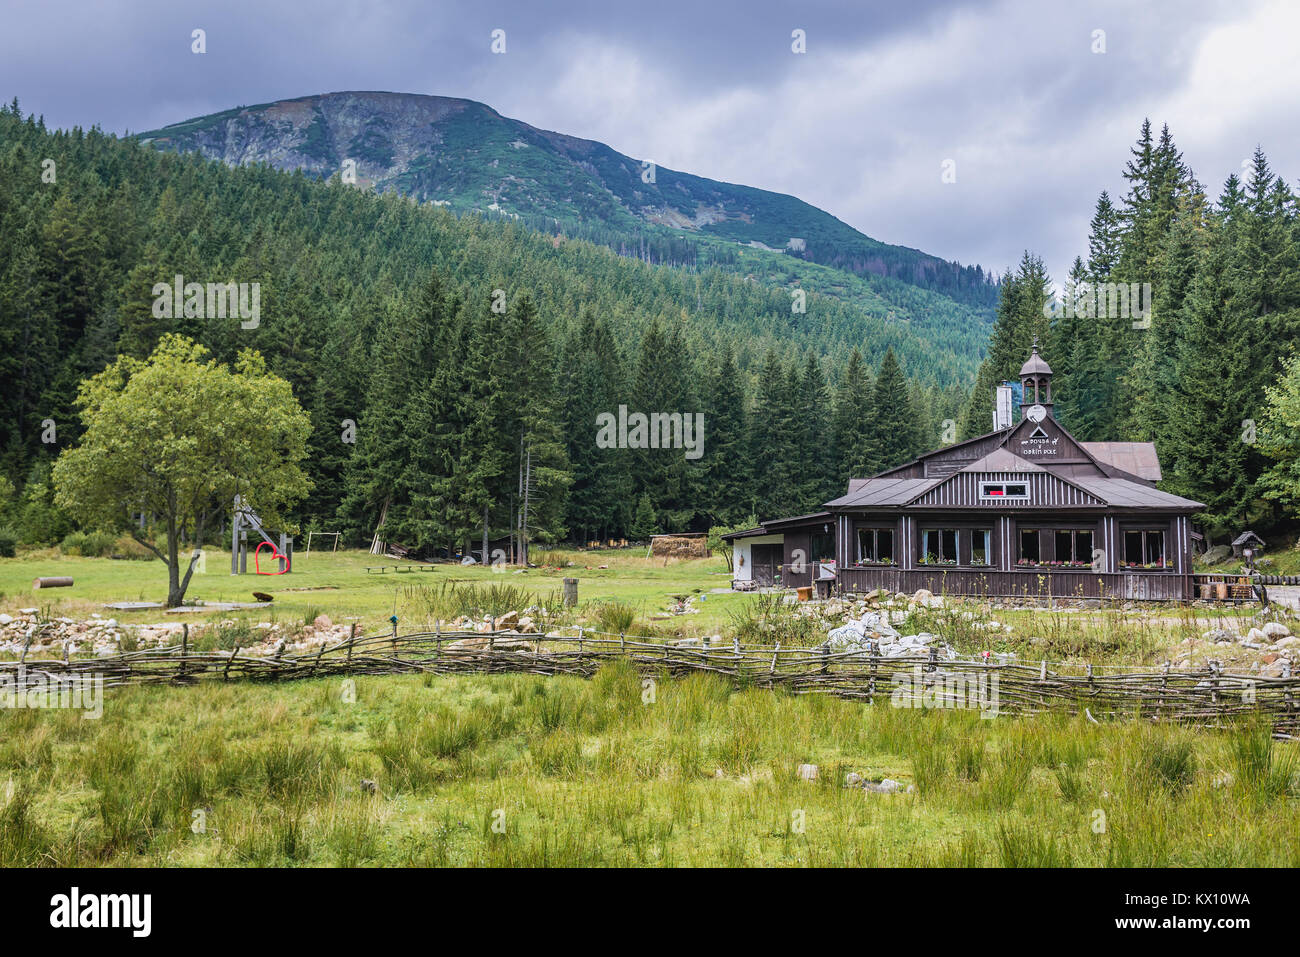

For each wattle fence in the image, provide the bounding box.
[2,628,1297,738]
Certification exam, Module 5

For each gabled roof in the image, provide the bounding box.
[824,477,941,508]
[1081,442,1162,482]
[1068,477,1202,509]
[959,448,1046,473]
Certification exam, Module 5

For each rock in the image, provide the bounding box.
[1203,629,1235,644]
[360,779,376,794]
[845,772,863,788]
[313,613,333,629]
[1263,659,1292,678]
[1202,544,1231,565]
[252,592,274,602]
[517,617,538,634]
[1275,636,1300,650]
[864,778,902,794]
[0,614,10,625]
[1244,627,1269,644]
[797,763,819,781]
[494,610,519,630]
[1262,622,1291,638]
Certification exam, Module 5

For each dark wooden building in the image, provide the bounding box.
[726,345,1205,600]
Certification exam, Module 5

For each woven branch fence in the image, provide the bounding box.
[2,628,1297,737]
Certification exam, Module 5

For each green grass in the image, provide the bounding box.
[0,547,746,637]
[0,664,1295,866]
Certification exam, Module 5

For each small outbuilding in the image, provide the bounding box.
[1231,531,1266,558]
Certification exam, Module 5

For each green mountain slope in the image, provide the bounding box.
[137,91,997,309]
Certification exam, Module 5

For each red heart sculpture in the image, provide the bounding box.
[254,541,291,575]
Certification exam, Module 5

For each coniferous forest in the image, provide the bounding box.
[0,100,956,554]
[5,100,1300,551]
[961,121,1300,539]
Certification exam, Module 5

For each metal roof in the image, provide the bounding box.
[1019,344,1052,376]
[1080,442,1162,481]
[824,477,941,508]
[761,511,832,529]
[1069,477,1202,509]
[959,448,1046,473]
[719,526,770,541]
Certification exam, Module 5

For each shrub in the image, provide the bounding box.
[0,526,17,558]
[60,531,86,555]
[81,529,118,557]
[111,534,155,560]
[592,600,638,635]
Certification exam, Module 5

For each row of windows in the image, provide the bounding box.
[854,527,1167,568]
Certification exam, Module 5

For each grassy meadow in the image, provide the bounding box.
[0,547,1297,867]
[1,663,1297,867]
[0,546,748,637]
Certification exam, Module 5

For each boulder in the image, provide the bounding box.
[797,763,819,781]
[1202,544,1231,565]
[1244,627,1269,644]
[313,613,333,629]
[1262,621,1291,638]
[494,610,520,630]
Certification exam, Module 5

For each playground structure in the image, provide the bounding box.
[230,496,293,575]
[304,531,341,561]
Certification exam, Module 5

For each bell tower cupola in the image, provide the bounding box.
[1019,339,1053,419]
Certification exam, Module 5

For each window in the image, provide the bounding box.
[981,481,1029,500]
[1123,529,1166,568]
[856,527,894,564]
[810,533,835,563]
[921,528,958,565]
[1019,528,1040,563]
[1052,529,1095,565]
[971,529,992,566]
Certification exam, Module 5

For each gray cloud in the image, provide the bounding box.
[3,0,1294,287]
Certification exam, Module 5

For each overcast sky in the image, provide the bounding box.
[4,0,1297,286]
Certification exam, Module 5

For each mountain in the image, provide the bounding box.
[136,91,996,308]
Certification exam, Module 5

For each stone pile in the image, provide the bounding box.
[1192,618,1297,677]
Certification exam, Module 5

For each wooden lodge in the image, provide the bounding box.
[725,345,1205,601]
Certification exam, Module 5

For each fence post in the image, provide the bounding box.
[223,645,239,681]
[180,623,189,677]
[868,639,879,704]
[346,623,356,670]
[1159,660,1170,716]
